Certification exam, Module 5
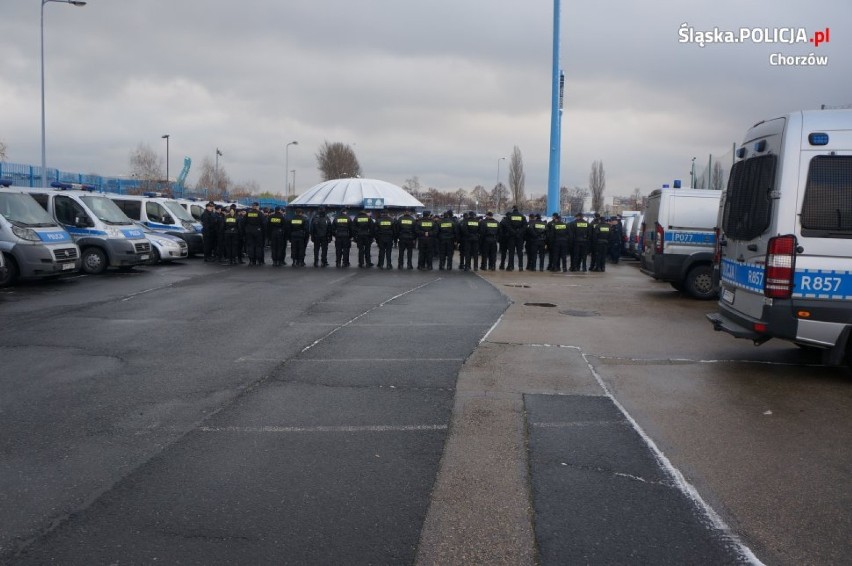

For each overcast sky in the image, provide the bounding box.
[2,0,849,198]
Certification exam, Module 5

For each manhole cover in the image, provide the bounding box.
[525,302,557,307]
[559,309,600,317]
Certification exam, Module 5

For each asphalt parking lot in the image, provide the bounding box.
[1,254,849,565]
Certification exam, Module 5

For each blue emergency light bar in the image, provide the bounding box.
[808,132,829,146]
[0,179,12,187]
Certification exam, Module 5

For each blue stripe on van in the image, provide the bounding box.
[663,231,715,246]
[36,230,71,243]
[121,228,145,239]
[66,226,107,236]
[721,258,852,300]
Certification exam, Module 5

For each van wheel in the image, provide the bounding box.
[0,254,18,287]
[81,247,108,275]
[149,248,161,265]
[685,265,716,300]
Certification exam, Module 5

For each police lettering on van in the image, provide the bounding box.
[707,109,852,367]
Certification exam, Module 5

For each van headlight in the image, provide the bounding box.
[11,226,41,241]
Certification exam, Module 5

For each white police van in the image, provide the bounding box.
[107,193,204,256]
[707,109,852,366]
[0,185,80,285]
[27,184,151,274]
[639,187,721,299]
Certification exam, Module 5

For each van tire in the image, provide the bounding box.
[81,247,108,275]
[0,253,18,287]
[685,264,716,300]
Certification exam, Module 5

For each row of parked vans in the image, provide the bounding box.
[633,108,851,366]
[0,183,207,286]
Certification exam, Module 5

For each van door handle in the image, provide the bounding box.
[747,244,758,251]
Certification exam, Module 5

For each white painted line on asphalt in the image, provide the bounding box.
[580,350,766,566]
[288,358,466,362]
[197,424,448,433]
[479,314,505,344]
[531,421,627,428]
[595,355,825,368]
[300,278,442,353]
[120,285,173,302]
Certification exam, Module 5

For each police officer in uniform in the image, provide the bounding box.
[289,208,309,267]
[570,213,590,271]
[353,210,375,268]
[333,208,353,267]
[243,202,266,266]
[479,211,500,271]
[267,206,288,267]
[547,213,570,272]
[591,216,612,272]
[395,209,417,269]
[460,211,481,271]
[505,206,527,271]
[437,210,459,270]
[527,214,548,271]
[374,209,396,269]
[222,206,240,264]
[415,211,436,270]
[311,207,332,267]
[200,202,218,262]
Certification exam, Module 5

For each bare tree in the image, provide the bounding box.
[0,141,7,161]
[491,182,509,213]
[566,186,589,215]
[589,160,606,213]
[508,145,526,207]
[195,156,232,200]
[316,141,362,181]
[129,143,164,193]
[453,188,467,212]
[470,185,489,212]
[402,176,423,198]
[711,161,725,191]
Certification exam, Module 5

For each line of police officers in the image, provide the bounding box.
[200,201,624,273]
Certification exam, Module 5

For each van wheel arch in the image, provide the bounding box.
[80,246,108,275]
[684,263,717,300]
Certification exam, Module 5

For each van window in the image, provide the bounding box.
[55,195,88,226]
[722,154,777,240]
[146,201,168,223]
[31,193,49,210]
[116,200,142,221]
[800,155,852,238]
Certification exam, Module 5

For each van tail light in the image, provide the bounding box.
[764,235,797,299]
[655,223,664,254]
[713,228,722,265]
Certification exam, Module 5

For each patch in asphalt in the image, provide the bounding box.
[525,394,753,565]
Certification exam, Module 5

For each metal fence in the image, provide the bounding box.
[0,161,288,208]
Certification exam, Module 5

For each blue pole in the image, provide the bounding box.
[546,0,562,216]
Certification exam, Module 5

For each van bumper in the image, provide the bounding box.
[13,244,80,279]
[706,312,765,341]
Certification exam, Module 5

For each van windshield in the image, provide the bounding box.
[80,196,133,225]
[0,193,58,227]
[163,201,194,221]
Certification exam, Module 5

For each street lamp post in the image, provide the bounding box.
[215,148,222,195]
[290,170,296,196]
[690,157,696,188]
[162,134,170,192]
[285,141,298,199]
[496,157,506,212]
[41,0,87,187]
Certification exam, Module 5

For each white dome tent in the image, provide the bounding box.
[290,178,424,211]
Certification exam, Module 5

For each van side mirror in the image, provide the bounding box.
[75,216,93,228]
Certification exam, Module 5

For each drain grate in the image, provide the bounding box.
[525,302,557,307]
[559,309,600,317]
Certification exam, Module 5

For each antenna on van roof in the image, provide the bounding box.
[821,103,852,110]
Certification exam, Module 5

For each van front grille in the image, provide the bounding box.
[53,247,78,261]
[135,242,152,254]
